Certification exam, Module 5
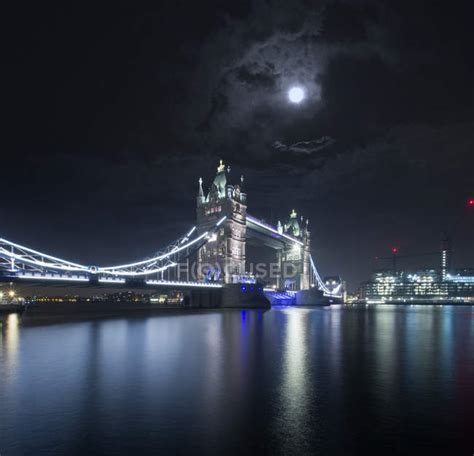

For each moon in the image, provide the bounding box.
[288,86,305,103]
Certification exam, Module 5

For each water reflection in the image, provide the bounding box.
[2,313,20,375]
[373,308,397,403]
[277,309,311,453]
[0,307,473,455]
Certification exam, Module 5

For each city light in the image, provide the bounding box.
[145,279,222,288]
[98,277,126,284]
[17,274,90,282]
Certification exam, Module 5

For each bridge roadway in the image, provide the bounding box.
[246,214,303,249]
[0,272,274,309]
[0,271,222,289]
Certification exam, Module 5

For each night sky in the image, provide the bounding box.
[3,1,473,289]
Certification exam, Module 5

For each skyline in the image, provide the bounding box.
[2,1,473,289]
[1,158,472,296]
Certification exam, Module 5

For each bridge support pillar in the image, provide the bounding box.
[221,284,270,308]
[277,210,311,291]
[196,161,247,284]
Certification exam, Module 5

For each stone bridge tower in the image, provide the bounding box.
[277,210,311,290]
[196,161,247,284]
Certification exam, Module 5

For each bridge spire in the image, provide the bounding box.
[197,177,205,204]
[211,160,227,199]
[285,209,301,237]
[217,160,225,173]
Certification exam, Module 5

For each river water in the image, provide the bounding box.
[1,305,473,455]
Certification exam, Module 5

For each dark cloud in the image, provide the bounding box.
[235,64,278,89]
[273,136,336,154]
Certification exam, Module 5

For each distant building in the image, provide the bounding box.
[362,267,474,304]
[361,237,474,303]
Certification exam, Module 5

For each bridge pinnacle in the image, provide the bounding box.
[277,220,283,234]
[217,160,225,173]
[198,177,204,195]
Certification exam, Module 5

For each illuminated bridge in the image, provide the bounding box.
[0,161,342,306]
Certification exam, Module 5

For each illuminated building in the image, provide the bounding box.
[362,268,474,304]
[440,235,451,280]
[196,160,248,283]
[196,161,311,290]
[361,235,474,304]
[277,209,311,291]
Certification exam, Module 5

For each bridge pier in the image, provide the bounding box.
[221,283,270,308]
[187,288,222,308]
[188,284,270,309]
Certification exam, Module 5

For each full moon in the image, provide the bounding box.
[288,86,305,103]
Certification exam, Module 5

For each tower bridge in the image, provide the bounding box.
[0,161,342,307]
[196,161,312,291]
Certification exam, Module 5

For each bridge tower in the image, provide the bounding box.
[277,210,311,290]
[196,161,247,284]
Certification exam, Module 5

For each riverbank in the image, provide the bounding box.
[352,299,474,306]
[0,303,24,314]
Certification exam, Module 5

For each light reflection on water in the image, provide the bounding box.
[0,306,473,455]
[2,313,20,377]
[277,308,314,454]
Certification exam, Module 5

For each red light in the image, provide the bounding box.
[468,199,474,207]
[391,247,398,254]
